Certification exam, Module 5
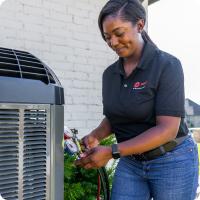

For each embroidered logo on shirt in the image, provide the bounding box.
[133,81,147,90]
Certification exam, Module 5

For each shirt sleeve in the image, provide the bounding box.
[155,57,185,117]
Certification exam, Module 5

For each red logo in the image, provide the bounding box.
[133,81,147,89]
[134,82,141,88]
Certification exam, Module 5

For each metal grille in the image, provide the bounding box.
[23,109,47,200]
[0,105,50,200]
[0,47,56,84]
[0,109,19,200]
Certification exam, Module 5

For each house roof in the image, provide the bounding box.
[140,0,160,5]
[186,98,200,116]
[148,0,160,5]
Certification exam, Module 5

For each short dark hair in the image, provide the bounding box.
[98,0,146,39]
[98,0,155,46]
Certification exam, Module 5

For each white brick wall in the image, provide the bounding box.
[0,0,148,137]
[0,0,116,137]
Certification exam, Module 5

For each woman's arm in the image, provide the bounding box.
[75,115,180,169]
[118,116,181,156]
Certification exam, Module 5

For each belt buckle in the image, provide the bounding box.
[133,154,148,161]
[140,154,148,161]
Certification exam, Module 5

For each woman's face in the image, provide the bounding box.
[102,15,144,58]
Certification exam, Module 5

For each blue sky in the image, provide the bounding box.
[148,0,200,104]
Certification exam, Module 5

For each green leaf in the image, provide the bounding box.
[64,135,117,200]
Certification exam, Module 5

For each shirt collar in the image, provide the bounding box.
[113,40,159,74]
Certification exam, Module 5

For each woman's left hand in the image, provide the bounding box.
[75,146,112,169]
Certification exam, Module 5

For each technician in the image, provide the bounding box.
[75,0,199,199]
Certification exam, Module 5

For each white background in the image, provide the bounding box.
[148,0,200,104]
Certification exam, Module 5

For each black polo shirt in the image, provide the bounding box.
[102,41,188,143]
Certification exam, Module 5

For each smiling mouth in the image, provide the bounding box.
[115,47,125,54]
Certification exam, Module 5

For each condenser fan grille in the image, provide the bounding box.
[0,47,56,84]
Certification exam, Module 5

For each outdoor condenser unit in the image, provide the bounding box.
[0,47,64,200]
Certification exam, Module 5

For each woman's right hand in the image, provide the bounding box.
[81,132,99,150]
[80,117,112,151]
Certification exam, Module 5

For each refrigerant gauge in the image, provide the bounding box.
[64,139,78,155]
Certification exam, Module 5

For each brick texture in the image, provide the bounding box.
[0,0,117,137]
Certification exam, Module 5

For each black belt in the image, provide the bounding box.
[130,135,188,161]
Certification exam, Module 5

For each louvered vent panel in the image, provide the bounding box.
[0,109,19,200]
[0,47,56,84]
[23,109,47,200]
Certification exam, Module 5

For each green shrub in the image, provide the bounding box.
[64,135,117,200]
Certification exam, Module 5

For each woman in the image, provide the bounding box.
[75,0,199,199]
